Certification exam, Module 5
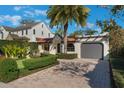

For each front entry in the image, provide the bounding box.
[57,44,61,53]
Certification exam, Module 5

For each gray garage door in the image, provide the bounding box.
[81,43,103,59]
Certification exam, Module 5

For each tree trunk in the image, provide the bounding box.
[63,23,68,53]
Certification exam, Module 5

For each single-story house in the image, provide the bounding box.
[37,32,109,60]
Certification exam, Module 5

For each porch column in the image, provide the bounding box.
[74,42,81,58]
[38,44,44,53]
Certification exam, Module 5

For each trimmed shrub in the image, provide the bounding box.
[0,58,19,82]
[110,58,124,87]
[0,56,6,62]
[57,53,77,59]
[113,70,124,88]
[23,55,57,70]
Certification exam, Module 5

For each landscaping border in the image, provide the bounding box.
[109,59,117,88]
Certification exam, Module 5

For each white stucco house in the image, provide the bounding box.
[0,22,109,60]
[37,32,109,60]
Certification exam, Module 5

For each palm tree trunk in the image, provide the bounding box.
[63,23,68,53]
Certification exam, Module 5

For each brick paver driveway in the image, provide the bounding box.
[0,59,111,88]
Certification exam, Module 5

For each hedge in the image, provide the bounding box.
[110,58,124,87]
[112,70,124,88]
[57,53,77,59]
[0,55,58,82]
[23,55,57,70]
[0,58,19,82]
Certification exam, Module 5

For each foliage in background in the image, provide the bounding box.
[0,40,39,58]
[83,29,98,35]
[96,19,121,33]
[1,41,29,58]
[109,29,124,57]
[96,19,124,57]
[110,5,124,18]
[69,30,83,37]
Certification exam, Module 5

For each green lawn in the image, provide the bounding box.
[110,58,124,87]
[0,55,58,82]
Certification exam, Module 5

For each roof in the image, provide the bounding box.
[3,26,15,32]
[14,22,40,31]
[79,32,109,39]
[18,36,30,41]
[7,34,30,41]
[8,34,20,40]
[2,22,40,32]
[36,37,77,43]
[36,38,53,43]
[67,37,77,42]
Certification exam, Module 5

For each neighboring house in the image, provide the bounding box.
[0,22,54,42]
[37,32,109,60]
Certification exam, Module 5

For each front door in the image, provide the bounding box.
[57,44,61,53]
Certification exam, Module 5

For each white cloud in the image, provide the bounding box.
[24,11,34,17]
[45,19,50,24]
[34,9,47,16]
[95,27,102,32]
[24,9,47,17]
[0,15,22,26]
[86,22,94,29]
[35,19,41,22]
[14,6,22,11]
[14,6,29,11]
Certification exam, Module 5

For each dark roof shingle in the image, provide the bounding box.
[3,22,40,32]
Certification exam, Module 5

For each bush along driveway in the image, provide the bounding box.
[110,58,124,88]
[0,55,58,83]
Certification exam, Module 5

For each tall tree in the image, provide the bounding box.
[96,19,121,33]
[99,5,124,20]
[111,5,124,17]
[47,5,89,53]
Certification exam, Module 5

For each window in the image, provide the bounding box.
[0,32,3,39]
[67,44,75,51]
[44,44,49,51]
[26,29,28,35]
[33,29,35,35]
[42,24,43,28]
[42,31,43,35]
[48,33,50,37]
[22,30,24,35]
[9,32,11,34]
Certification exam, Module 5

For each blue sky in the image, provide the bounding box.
[0,5,123,34]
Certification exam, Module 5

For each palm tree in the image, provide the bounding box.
[47,5,89,53]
